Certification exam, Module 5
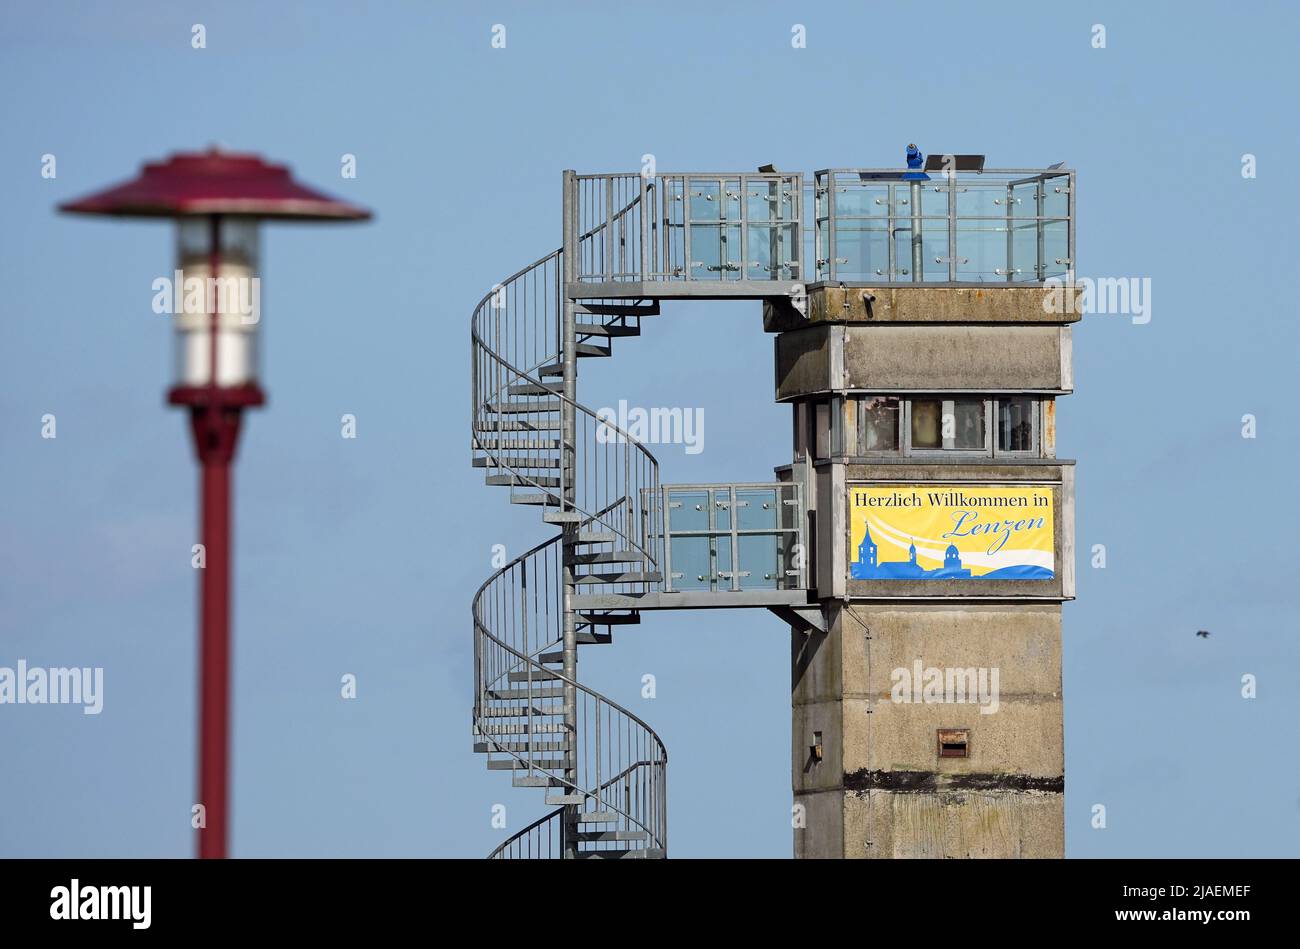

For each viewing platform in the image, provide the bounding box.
[565,165,1076,305]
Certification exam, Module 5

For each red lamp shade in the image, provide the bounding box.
[58,148,369,403]
[59,147,371,221]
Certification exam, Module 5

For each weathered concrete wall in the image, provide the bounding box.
[844,462,1068,481]
[775,323,1072,398]
[774,325,830,401]
[813,464,846,597]
[811,284,1082,325]
[792,603,1064,859]
[840,604,1062,769]
[845,789,1063,858]
[792,620,844,858]
[795,789,846,859]
[840,324,1070,392]
[764,284,1083,331]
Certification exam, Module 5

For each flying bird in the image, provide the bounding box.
[1196,630,1210,638]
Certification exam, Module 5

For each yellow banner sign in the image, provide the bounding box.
[849,484,1054,581]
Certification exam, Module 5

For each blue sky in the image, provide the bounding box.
[1,0,1297,857]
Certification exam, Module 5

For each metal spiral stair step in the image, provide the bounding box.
[506,382,563,396]
[536,344,613,375]
[507,670,564,682]
[565,549,646,565]
[576,810,623,824]
[486,475,562,488]
[573,571,662,585]
[574,829,649,843]
[575,322,640,338]
[473,740,567,752]
[574,301,659,317]
[478,704,564,718]
[473,436,563,450]
[486,400,562,414]
[536,633,612,664]
[486,686,565,700]
[541,510,583,523]
[476,419,564,432]
[486,757,568,771]
[544,793,587,806]
[473,456,561,469]
[476,723,571,736]
[574,612,639,625]
[510,492,563,506]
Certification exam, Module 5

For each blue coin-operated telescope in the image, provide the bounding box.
[903,143,930,181]
[859,144,933,182]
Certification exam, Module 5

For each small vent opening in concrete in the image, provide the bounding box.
[937,729,969,758]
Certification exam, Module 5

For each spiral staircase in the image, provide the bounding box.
[470,170,807,858]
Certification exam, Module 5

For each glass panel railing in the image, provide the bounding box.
[812,168,1073,285]
[651,483,805,593]
[573,172,803,284]
[571,168,1070,286]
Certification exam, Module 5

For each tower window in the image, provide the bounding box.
[910,399,942,449]
[856,396,900,452]
[911,398,986,452]
[997,397,1035,453]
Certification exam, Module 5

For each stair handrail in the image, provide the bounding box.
[487,755,664,860]
[487,808,563,860]
[471,328,661,567]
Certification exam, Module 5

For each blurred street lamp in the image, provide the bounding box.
[60,148,370,858]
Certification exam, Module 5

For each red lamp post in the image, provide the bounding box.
[60,149,370,858]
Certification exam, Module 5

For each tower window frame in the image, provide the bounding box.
[852,395,902,455]
[843,394,1044,459]
[994,396,1039,456]
[905,397,990,457]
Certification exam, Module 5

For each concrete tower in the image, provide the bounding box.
[470,158,1074,859]
[775,159,1078,858]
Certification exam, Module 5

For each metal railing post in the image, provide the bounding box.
[522,560,532,774]
[595,702,603,809]
[624,438,633,564]
[910,180,923,282]
[947,171,958,282]
[662,487,673,593]
[729,484,741,592]
[738,174,748,280]
[790,174,801,279]
[1037,178,1046,281]
[1068,172,1076,282]
[662,176,672,278]
[559,169,580,859]
[1005,183,1015,283]
[604,180,614,282]
[639,174,650,282]
[682,178,693,281]
[828,174,837,282]
[887,183,897,279]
